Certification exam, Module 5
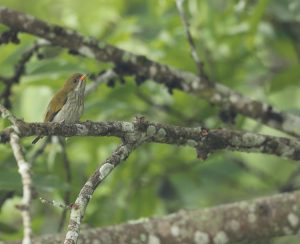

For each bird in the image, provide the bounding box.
[32,73,87,144]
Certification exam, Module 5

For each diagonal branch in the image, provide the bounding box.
[0,104,33,243]
[175,0,207,78]
[0,42,45,108]
[58,140,73,232]
[84,69,117,96]
[0,104,19,126]
[0,8,300,137]
[64,141,140,244]
[0,28,19,45]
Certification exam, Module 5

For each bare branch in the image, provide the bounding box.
[58,140,72,232]
[8,190,300,244]
[64,141,140,244]
[85,69,117,96]
[1,120,300,161]
[10,133,32,244]
[0,43,44,108]
[0,7,300,137]
[0,28,19,45]
[28,138,50,163]
[0,104,19,127]
[175,0,207,78]
[39,197,71,210]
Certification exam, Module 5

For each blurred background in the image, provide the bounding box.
[0,0,300,242]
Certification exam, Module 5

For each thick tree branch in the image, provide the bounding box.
[1,120,300,161]
[7,190,300,244]
[0,7,300,137]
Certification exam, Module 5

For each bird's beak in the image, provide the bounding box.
[79,74,87,82]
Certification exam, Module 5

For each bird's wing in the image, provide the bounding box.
[44,90,67,122]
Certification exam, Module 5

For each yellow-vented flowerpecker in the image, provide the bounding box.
[32,73,87,144]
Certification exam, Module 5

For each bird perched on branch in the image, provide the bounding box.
[32,73,87,144]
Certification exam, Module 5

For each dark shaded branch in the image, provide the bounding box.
[58,140,72,232]
[0,28,19,45]
[175,0,207,78]
[28,138,49,163]
[0,7,300,137]
[0,42,43,108]
[39,197,71,210]
[1,120,300,161]
[7,190,300,244]
[85,69,117,96]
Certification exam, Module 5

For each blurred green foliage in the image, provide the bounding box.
[0,0,300,242]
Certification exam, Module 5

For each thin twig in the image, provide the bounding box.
[28,138,50,163]
[58,140,72,232]
[1,105,32,243]
[40,197,71,210]
[10,132,32,244]
[85,69,117,96]
[0,43,43,108]
[175,0,206,78]
[0,103,19,126]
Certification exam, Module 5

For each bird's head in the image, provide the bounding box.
[63,73,87,93]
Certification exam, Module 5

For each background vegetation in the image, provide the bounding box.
[1,0,300,242]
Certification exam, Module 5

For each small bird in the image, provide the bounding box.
[32,73,87,144]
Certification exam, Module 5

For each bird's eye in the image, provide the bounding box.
[73,79,78,83]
